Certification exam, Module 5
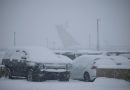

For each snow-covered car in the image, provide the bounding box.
[94,56,130,69]
[71,55,98,82]
[2,47,72,81]
[71,55,130,82]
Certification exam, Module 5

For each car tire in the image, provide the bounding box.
[59,72,70,81]
[41,72,46,81]
[27,71,33,81]
[5,68,13,79]
[65,73,70,81]
[84,72,90,82]
[37,72,46,82]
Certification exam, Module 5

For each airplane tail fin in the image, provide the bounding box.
[56,25,79,49]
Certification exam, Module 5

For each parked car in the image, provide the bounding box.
[71,55,130,82]
[93,56,130,69]
[2,47,72,81]
[71,55,98,82]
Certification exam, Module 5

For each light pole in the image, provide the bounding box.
[97,19,100,51]
[14,32,16,47]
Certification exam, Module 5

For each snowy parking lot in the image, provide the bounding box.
[0,77,130,90]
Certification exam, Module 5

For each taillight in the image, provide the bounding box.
[91,66,97,69]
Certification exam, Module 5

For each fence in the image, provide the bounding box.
[96,68,130,82]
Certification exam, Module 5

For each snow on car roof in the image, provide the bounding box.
[3,49,16,59]
[4,47,72,64]
[25,47,73,64]
[22,47,58,63]
[74,55,130,69]
[73,55,104,66]
[74,55,104,61]
[3,48,28,61]
[94,56,130,69]
[57,55,73,64]
[110,56,130,65]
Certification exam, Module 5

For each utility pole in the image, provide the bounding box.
[14,32,16,47]
[97,19,100,51]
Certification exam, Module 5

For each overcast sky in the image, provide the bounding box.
[0,0,130,50]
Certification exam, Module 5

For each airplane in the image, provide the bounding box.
[54,24,130,59]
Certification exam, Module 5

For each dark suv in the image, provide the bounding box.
[2,47,71,81]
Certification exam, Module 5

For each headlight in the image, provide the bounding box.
[39,64,45,69]
[66,63,72,70]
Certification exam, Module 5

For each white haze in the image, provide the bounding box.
[0,0,130,50]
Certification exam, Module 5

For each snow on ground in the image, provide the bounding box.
[0,77,130,90]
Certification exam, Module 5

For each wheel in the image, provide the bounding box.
[84,72,90,82]
[27,71,33,81]
[4,68,13,79]
[41,72,46,81]
[37,73,46,82]
[59,72,70,81]
[65,73,70,81]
